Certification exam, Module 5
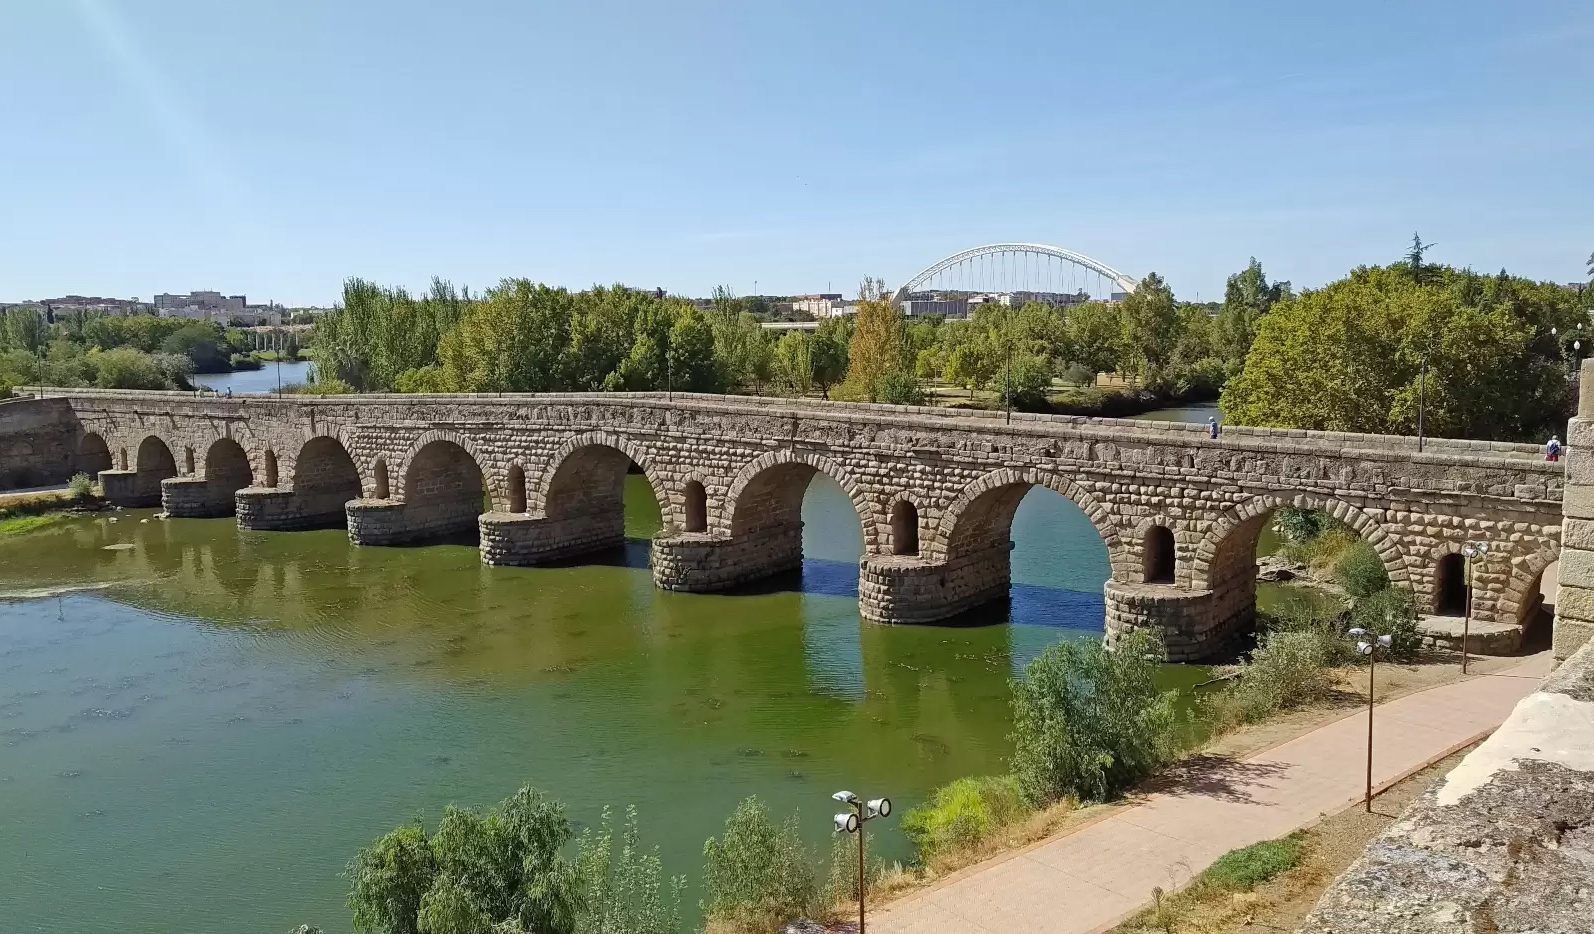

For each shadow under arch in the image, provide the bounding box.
[289,435,363,530]
[134,434,179,505]
[397,437,487,544]
[534,431,670,527]
[76,432,113,475]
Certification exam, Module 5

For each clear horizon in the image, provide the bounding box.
[2,0,1589,306]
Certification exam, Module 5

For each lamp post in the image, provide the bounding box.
[832,790,892,934]
[1417,337,1434,453]
[1461,541,1490,674]
[1346,626,1394,812]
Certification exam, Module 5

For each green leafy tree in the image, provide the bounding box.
[772,330,814,396]
[1213,258,1289,370]
[346,787,582,934]
[161,321,233,374]
[840,281,912,402]
[1221,264,1579,440]
[810,317,850,398]
[667,306,721,393]
[1009,628,1178,806]
[942,340,995,398]
[1118,273,1180,389]
[436,279,572,392]
[1063,302,1122,377]
[997,353,1052,411]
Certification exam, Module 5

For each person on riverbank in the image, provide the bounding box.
[1547,435,1563,461]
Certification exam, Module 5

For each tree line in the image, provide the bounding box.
[0,308,268,393]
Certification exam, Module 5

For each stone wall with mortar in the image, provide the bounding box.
[0,397,79,489]
[1297,638,1594,932]
[24,388,1568,657]
[1554,356,1594,658]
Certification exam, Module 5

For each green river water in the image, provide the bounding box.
[0,475,1291,933]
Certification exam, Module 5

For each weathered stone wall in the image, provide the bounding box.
[652,525,804,590]
[24,388,1567,658]
[1102,580,1249,662]
[1297,638,1594,933]
[1554,357,1594,658]
[480,511,627,566]
[0,397,79,489]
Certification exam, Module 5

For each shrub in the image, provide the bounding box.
[1352,587,1422,662]
[0,376,12,399]
[1334,538,1389,597]
[999,354,1052,411]
[1059,362,1095,388]
[1217,630,1336,725]
[900,775,1027,863]
[875,370,925,406]
[701,796,818,932]
[1272,507,1332,546]
[824,830,889,907]
[1009,629,1179,806]
[67,472,94,499]
[346,786,582,934]
[1198,834,1304,891]
[574,806,683,934]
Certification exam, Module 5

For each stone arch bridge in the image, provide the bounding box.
[18,389,1565,661]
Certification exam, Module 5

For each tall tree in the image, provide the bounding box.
[1064,302,1122,376]
[841,280,911,402]
[1213,258,1289,370]
[1118,273,1180,389]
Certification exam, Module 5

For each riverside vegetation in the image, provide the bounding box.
[331,514,1420,934]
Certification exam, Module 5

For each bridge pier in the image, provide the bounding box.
[346,497,478,546]
[650,526,804,591]
[1103,581,1245,662]
[98,468,158,508]
[160,476,236,518]
[236,487,352,531]
[479,511,625,565]
[857,544,1012,624]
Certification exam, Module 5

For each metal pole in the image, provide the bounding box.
[1417,350,1427,452]
[857,805,866,934]
[1462,554,1472,675]
[1365,649,1375,812]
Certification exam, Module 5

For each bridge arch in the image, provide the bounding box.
[203,437,253,495]
[534,431,669,524]
[930,467,1132,577]
[723,448,881,551]
[1191,491,1408,592]
[1499,545,1560,627]
[892,243,1139,304]
[399,435,488,542]
[75,432,112,475]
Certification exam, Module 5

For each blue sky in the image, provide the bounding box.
[2,0,1589,305]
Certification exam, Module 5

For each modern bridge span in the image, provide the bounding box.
[0,389,1568,661]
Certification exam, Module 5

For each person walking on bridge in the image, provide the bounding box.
[1547,435,1563,462]
[1207,416,1221,440]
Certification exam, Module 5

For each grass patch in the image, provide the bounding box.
[0,513,66,537]
[1198,835,1304,891]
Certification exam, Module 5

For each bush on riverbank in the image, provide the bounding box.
[1010,629,1180,806]
[1334,539,1389,597]
[347,785,679,934]
[700,796,821,933]
[1351,587,1422,662]
[900,775,1027,866]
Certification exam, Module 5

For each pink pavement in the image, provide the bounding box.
[872,654,1553,934]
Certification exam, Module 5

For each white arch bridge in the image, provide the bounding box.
[891,243,1139,306]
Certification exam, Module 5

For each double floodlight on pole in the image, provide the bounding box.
[832,789,892,934]
[1346,626,1394,813]
[1461,541,1490,674]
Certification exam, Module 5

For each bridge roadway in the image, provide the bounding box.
[8,389,1566,661]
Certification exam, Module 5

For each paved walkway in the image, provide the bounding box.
[874,654,1553,934]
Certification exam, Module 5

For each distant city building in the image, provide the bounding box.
[1,295,153,317]
[789,295,853,318]
[154,290,248,320]
[901,298,969,318]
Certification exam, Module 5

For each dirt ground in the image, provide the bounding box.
[1107,744,1477,934]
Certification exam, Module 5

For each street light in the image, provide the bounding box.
[1460,541,1490,674]
[1346,626,1395,812]
[832,789,892,934]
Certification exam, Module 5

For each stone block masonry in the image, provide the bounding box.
[21,388,1570,661]
[0,397,79,489]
